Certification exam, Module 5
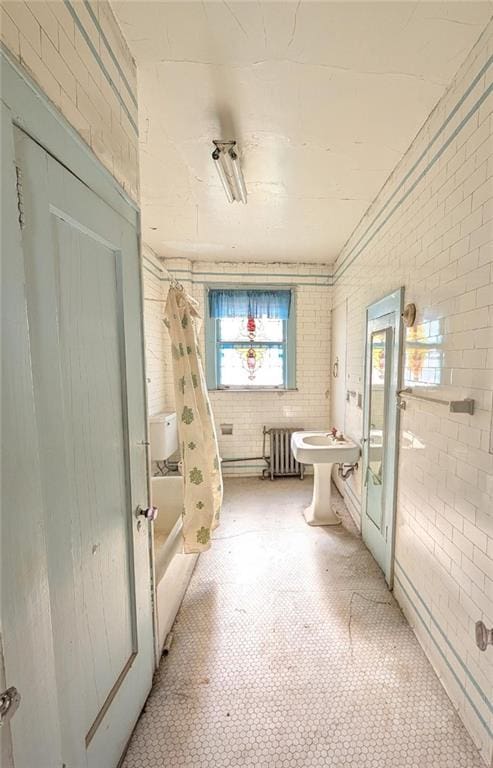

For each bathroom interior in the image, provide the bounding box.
[1,2,492,767]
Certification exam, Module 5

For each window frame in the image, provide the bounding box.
[204,284,297,391]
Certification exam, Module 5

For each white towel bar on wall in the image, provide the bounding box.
[396,387,475,415]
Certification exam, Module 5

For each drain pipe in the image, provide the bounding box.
[155,458,180,476]
[221,456,266,464]
[162,631,174,656]
[338,462,358,481]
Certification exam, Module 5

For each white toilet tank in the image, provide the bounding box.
[149,412,178,461]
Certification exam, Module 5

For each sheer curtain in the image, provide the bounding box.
[164,285,223,553]
[209,288,291,319]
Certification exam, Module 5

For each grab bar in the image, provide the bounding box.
[396,387,474,415]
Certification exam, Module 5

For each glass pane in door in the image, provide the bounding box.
[366,329,389,529]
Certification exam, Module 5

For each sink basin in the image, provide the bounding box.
[291,431,360,465]
[303,436,333,446]
[291,431,360,527]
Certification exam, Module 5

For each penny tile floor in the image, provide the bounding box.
[123,478,485,767]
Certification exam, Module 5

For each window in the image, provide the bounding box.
[404,321,443,386]
[205,288,296,390]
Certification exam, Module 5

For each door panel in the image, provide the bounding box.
[53,217,136,736]
[2,126,154,768]
[1,105,63,768]
[361,291,403,586]
[366,327,392,530]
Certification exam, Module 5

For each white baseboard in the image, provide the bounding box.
[342,483,361,531]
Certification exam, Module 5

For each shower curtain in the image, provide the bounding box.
[164,285,223,553]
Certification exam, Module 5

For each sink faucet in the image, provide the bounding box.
[325,427,345,443]
[326,427,344,442]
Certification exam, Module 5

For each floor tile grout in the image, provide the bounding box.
[123,478,485,768]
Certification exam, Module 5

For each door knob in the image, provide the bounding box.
[0,686,20,726]
[476,620,493,651]
[136,506,158,521]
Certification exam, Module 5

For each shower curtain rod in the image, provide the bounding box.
[143,269,185,302]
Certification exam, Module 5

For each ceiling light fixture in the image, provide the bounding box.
[212,140,247,204]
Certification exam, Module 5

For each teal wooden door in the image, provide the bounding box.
[4,127,154,768]
[361,290,403,586]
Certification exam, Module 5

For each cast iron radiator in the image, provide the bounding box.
[262,426,305,480]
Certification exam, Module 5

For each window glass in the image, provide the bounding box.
[404,322,443,386]
[218,344,284,387]
[218,317,284,343]
[208,291,294,389]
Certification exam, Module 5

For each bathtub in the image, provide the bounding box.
[151,475,198,658]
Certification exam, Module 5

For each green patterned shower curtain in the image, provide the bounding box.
[164,285,223,553]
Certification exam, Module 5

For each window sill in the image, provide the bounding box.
[208,387,299,392]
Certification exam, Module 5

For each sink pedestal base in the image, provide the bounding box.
[304,463,341,526]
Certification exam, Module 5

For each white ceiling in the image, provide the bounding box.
[113,1,492,263]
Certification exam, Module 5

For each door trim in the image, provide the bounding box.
[1,47,158,767]
[85,652,137,747]
[0,47,138,223]
[362,288,404,587]
[1,44,158,667]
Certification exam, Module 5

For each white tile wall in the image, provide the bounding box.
[0,0,139,200]
[332,22,493,764]
[142,246,168,417]
[143,255,333,476]
[8,1,488,756]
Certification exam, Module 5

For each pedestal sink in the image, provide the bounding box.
[291,432,360,526]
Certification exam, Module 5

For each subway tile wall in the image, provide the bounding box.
[6,1,489,757]
[142,256,333,476]
[332,23,493,763]
[142,246,168,417]
[0,1,139,200]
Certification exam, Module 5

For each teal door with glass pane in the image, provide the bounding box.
[205,287,296,390]
[361,289,403,586]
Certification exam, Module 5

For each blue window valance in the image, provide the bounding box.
[209,289,291,319]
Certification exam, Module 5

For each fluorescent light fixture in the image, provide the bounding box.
[228,149,248,204]
[212,140,247,204]
[212,146,234,203]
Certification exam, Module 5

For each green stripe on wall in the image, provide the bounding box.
[81,0,138,109]
[334,57,493,283]
[63,0,138,134]
[145,55,490,287]
[189,269,331,281]
[395,560,492,715]
[143,257,332,286]
[394,564,492,739]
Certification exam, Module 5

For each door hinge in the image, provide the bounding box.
[0,686,21,727]
[15,165,25,230]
